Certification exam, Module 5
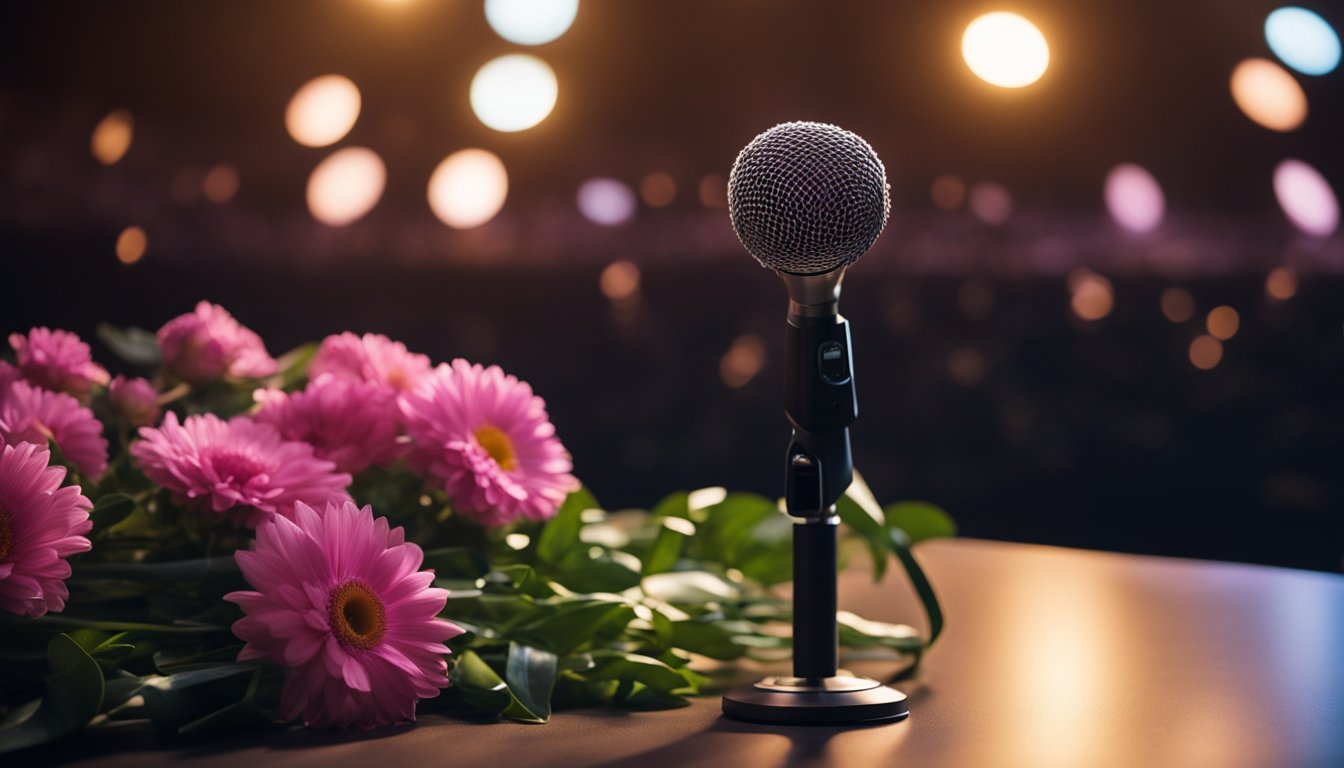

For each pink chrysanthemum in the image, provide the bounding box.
[0,362,19,392]
[131,413,352,528]
[8,328,109,401]
[254,374,403,475]
[309,333,431,395]
[0,380,109,479]
[157,302,278,385]
[400,360,578,527]
[108,375,159,427]
[0,441,93,617]
[225,500,463,729]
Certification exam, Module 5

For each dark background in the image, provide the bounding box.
[2,1,1341,571]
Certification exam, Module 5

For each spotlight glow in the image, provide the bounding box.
[1105,164,1165,234]
[306,147,386,227]
[484,0,579,45]
[116,226,147,265]
[428,149,508,229]
[1273,159,1339,237]
[1229,58,1307,131]
[286,75,362,148]
[470,54,558,132]
[91,110,133,165]
[1266,7,1341,76]
[577,178,636,226]
[962,12,1050,88]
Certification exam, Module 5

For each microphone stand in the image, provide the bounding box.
[722,270,909,725]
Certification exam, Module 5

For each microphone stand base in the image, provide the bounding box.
[721,675,908,726]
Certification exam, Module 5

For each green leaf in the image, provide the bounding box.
[271,342,318,389]
[587,650,697,700]
[887,530,945,648]
[421,547,491,580]
[536,487,597,566]
[649,491,690,520]
[89,493,136,534]
[642,518,692,576]
[641,570,740,604]
[96,324,160,367]
[504,643,557,722]
[668,621,745,661]
[451,650,547,723]
[514,601,635,655]
[0,634,104,754]
[835,493,888,581]
[884,501,956,544]
[836,611,923,652]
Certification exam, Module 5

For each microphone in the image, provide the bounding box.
[721,121,908,726]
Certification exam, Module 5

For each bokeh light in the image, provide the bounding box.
[306,147,386,227]
[286,75,361,148]
[91,109,133,165]
[577,178,636,226]
[1273,159,1339,237]
[428,149,508,229]
[1265,267,1299,300]
[969,182,1013,225]
[1206,306,1240,341]
[932,174,966,210]
[720,335,766,389]
[957,280,995,319]
[1229,58,1307,132]
[640,173,676,207]
[1265,7,1341,76]
[484,0,579,45]
[202,164,240,203]
[698,174,726,208]
[115,226,147,265]
[948,347,987,386]
[599,260,641,302]
[470,54,558,132]
[1189,335,1223,370]
[1161,287,1195,323]
[1069,269,1114,321]
[1104,163,1165,234]
[961,12,1050,88]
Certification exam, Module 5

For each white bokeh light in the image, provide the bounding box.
[484,0,579,45]
[470,54,558,133]
[306,147,386,227]
[286,75,362,148]
[1273,159,1339,238]
[962,12,1050,88]
[577,178,637,226]
[1266,7,1341,76]
[1104,164,1165,234]
[428,149,509,229]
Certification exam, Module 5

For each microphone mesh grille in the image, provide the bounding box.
[728,121,890,275]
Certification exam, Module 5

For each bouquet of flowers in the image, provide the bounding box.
[0,302,950,752]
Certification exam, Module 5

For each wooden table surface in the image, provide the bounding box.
[26,538,1344,768]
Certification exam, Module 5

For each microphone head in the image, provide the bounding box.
[728,121,890,275]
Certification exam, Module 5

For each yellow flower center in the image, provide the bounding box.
[474,424,518,471]
[328,580,387,651]
[0,504,13,564]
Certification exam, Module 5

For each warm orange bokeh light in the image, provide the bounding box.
[1189,335,1223,370]
[699,175,727,208]
[116,226,147,264]
[286,75,361,148]
[1229,58,1307,131]
[1160,287,1195,323]
[1265,267,1298,300]
[720,335,766,388]
[640,173,677,208]
[599,260,641,302]
[932,174,967,210]
[91,109,133,165]
[1206,306,1240,341]
[202,164,240,203]
[1070,271,1114,321]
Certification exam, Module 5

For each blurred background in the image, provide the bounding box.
[1,1,1341,571]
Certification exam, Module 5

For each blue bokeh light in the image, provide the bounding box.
[1266,7,1341,76]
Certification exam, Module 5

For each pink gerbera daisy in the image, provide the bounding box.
[8,327,109,401]
[400,360,578,527]
[225,500,463,729]
[108,375,160,427]
[131,412,352,528]
[309,333,431,395]
[254,374,403,475]
[157,302,277,385]
[0,441,93,617]
[0,380,109,479]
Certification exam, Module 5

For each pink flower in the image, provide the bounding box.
[225,500,463,729]
[400,360,578,527]
[0,362,19,392]
[0,380,109,479]
[131,413,351,528]
[254,375,403,475]
[8,328,109,401]
[157,302,277,385]
[310,333,430,395]
[0,442,93,617]
[108,375,159,427]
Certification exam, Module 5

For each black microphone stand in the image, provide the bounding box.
[722,271,909,725]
